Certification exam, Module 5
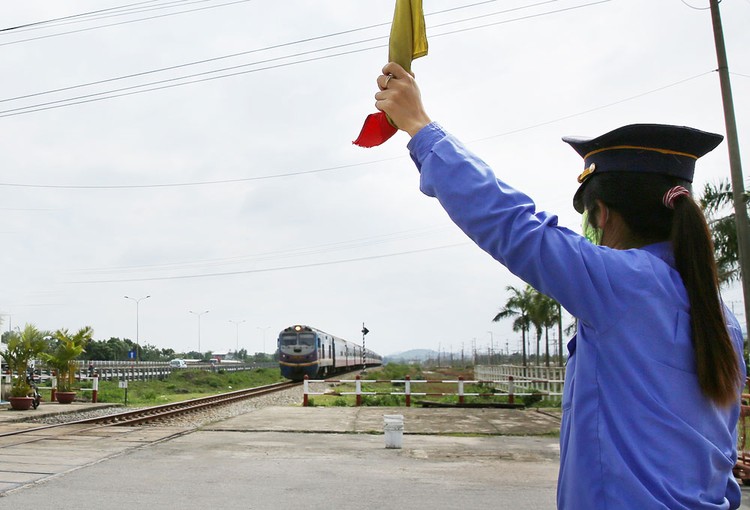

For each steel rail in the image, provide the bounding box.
[0,381,299,438]
[79,381,299,426]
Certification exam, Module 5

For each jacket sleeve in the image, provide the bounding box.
[408,123,630,329]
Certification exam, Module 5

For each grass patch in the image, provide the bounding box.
[307,364,562,408]
[94,368,285,406]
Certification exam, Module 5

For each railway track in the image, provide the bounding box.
[0,380,301,495]
[0,380,299,439]
[77,380,300,426]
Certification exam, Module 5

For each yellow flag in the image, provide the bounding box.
[388,0,428,74]
[353,0,428,147]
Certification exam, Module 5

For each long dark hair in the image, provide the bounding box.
[582,172,741,407]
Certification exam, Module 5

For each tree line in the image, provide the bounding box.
[1,330,276,364]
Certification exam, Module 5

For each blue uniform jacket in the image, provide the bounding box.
[408,123,746,510]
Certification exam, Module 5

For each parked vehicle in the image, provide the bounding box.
[169,359,188,368]
[26,369,41,409]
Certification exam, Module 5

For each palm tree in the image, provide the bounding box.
[493,285,534,368]
[700,179,750,285]
[527,294,543,366]
[530,292,559,367]
[556,302,565,366]
[42,326,93,393]
[4,324,47,397]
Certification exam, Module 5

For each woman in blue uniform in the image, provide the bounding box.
[373,62,746,509]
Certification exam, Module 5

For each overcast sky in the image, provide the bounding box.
[0,0,748,359]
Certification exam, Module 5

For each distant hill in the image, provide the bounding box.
[385,349,438,363]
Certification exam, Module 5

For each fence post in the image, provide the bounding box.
[51,372,57,402]
[355,375,362,407]
[405,375,411,407]
[458,376,465,405]
[303,375,309,407]
[92,374,99,403]
[508,375,515,404]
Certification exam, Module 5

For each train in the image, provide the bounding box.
[277,324,382,381]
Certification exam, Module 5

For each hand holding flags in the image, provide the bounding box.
[353,0,428,148]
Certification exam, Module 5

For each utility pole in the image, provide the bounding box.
[710,0,750,336]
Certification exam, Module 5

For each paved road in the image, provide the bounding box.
[0,430,560,509]
[1,405,748,509]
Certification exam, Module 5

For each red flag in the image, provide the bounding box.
[353,0,427,148]
[353,112,398,148]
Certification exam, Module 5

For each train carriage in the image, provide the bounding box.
[277,325,382,381]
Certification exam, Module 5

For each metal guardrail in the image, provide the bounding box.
[1,362,280,401]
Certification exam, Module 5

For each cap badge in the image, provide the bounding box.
[577,163,596,184]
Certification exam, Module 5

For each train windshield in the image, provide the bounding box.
[280,334,298,347]
[299,333,316,347]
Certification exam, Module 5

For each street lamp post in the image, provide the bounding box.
[124,295,150,362]
[0,312,13,337]
[487,331,494,364]
[256,326,270,355]
[229,319,246,354]
[189,310,209,354]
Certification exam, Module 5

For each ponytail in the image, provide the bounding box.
[583,174,742,407]
[670,190,740,407]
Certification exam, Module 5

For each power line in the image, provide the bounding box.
[0,0,557,106]
[0,0,171,32]
[75,225,452,274]
[0,157,400,189]
[0,0,254,47]
[0,1,611,119]
[0,0,532,40]
[472,70,716,143]
[0,41,386,119]
[679,0,711,10]
[69,243,467,283]
[0,69,714,191]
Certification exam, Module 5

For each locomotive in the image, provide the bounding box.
[277,324,382,381]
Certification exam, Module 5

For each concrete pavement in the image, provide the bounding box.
[1,404,748,509]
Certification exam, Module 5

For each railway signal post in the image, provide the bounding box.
[361,323,369,375]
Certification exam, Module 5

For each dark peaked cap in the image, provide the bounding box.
[564,124,724,213]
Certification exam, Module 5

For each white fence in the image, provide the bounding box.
[302,364,567,407]
[475,364,566,401]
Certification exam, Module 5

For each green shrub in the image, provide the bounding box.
[522,393,543,407]
[362,394,405,407]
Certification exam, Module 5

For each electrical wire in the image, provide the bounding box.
[0,69,714,191]
[75,225,452,274]
[0,0,254,47]
[471,70,716,143]
[0,1,611,120]
[0,37,387,118]
[69,243,468,283]
[0,0,172,32]
[0,0,558,107]
[679,0,711,10]
[0,157,399,189]
[0,0,531,39]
